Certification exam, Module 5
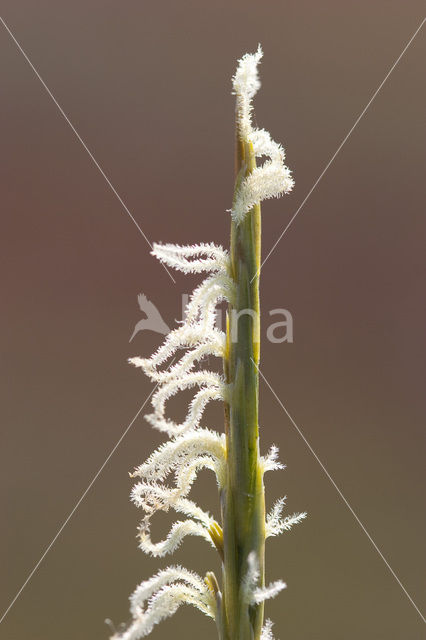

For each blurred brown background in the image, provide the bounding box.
[1,2,425,639]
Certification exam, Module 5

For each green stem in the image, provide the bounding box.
[222,137,265,640]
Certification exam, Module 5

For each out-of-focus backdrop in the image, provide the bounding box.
[1,2,425,639]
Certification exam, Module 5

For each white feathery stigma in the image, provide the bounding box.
[242,551,287,607]
[252,581,287,605]
[266,497,307,538]
[231,44,294,223]
[113,241,229,639]
[111,566,216,640]
[260,619,277,640]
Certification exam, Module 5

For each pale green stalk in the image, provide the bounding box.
[222,133,264,640]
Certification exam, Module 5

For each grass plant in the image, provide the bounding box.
[113,46,305,640]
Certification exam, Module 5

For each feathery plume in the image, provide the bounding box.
[112,566,216,640]
[260,619,277,640]
[266,497,307,538]
[231,45,294,223]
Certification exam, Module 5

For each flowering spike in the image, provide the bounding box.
[113,47,304,640]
